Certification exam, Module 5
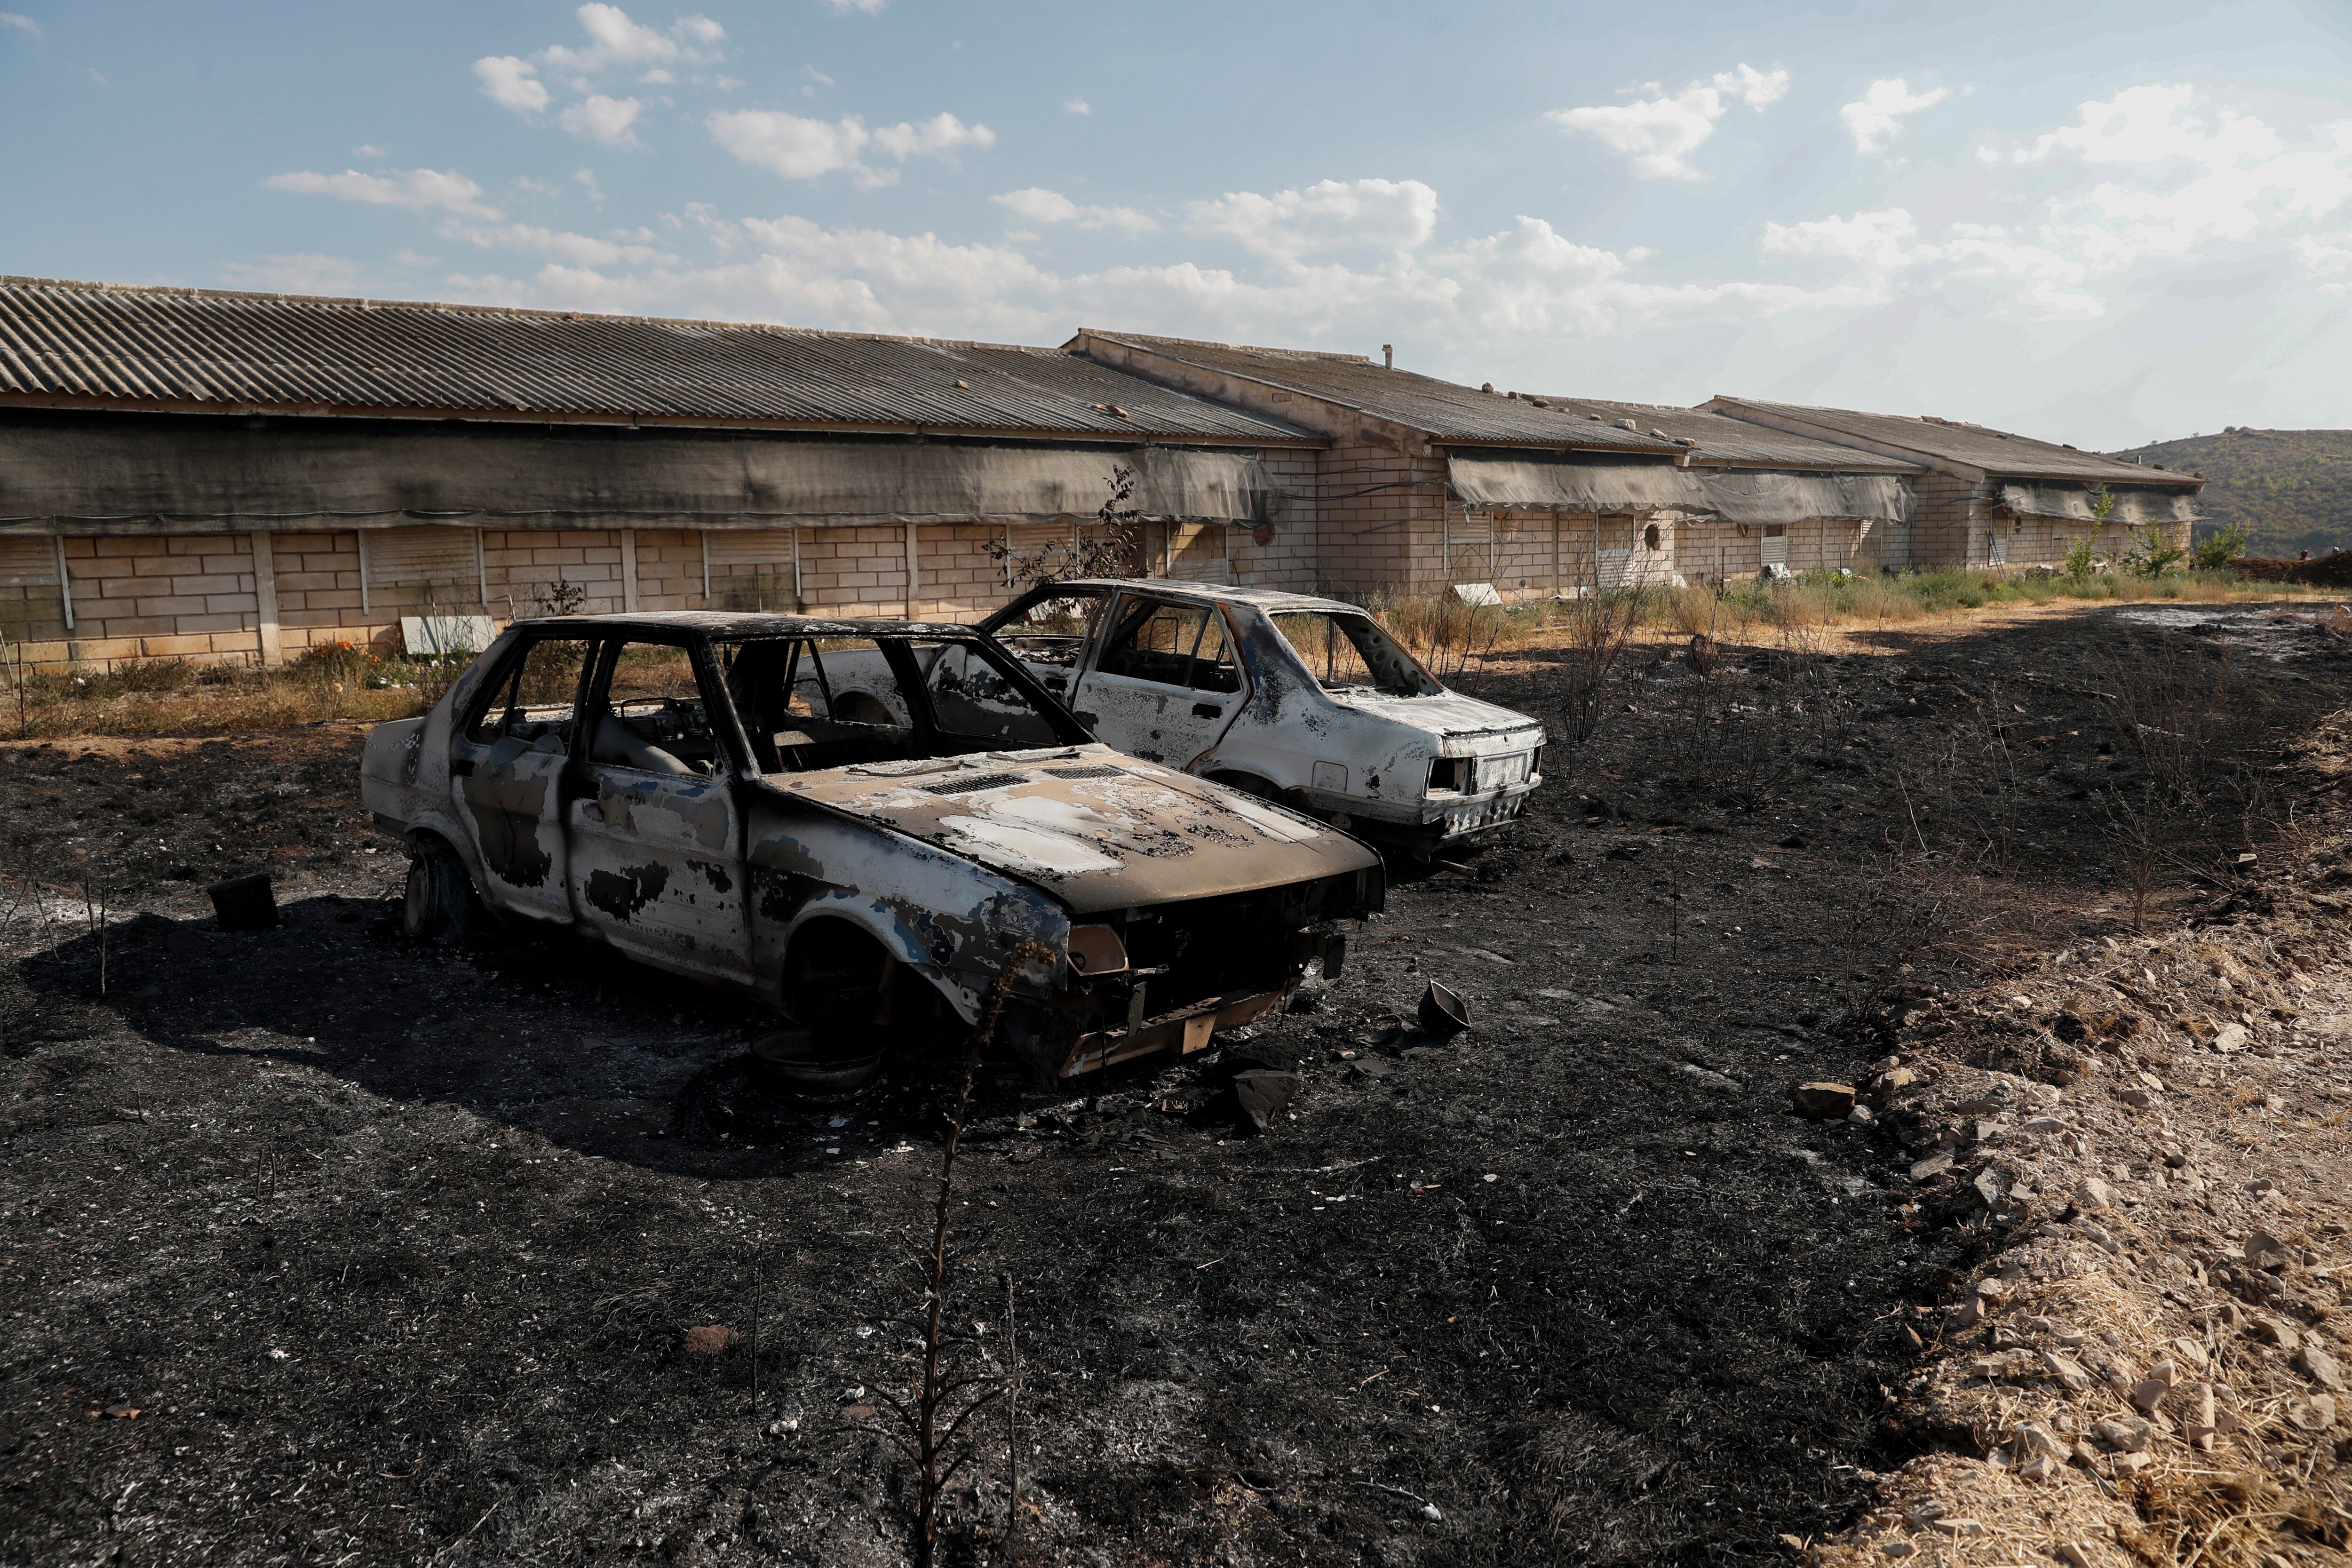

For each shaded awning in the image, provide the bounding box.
[1689,470,1911,526]
[1445,452,1706,514]
[1447,452,1910,525]
[1999,482,2198,525]
[0,415,1277,530]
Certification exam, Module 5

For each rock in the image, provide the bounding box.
[1910,1153,1955,1183]
[2294,1345,2346,1391]
[1791,1082,1857,1118]
[2285,1394,2338,1431]
[2015,1422,2067,1461]
[1931,1518,1987,1537]
[2021,1115,2069,1135]
[2017,1454,2058,1481]
[2252,1316,2301,1351]
[2095,1416,2153,1453]
[682,1324,737,1355]
[2243,1230,2293,1270]
[2072,1177,2116,1212]
[2184,1383,2219,1451]
[1973,1169,2010,1207]
[1847,1104,1877,1128]
[1229,1070,1300,1132]
[2041,1351,2093,1391]
[1873,1066,1921,1095]
[2130,1377,2171,1414]
[2170,1337,2209,1371]
[1418,1503,1443,1522]
[2055,1543,2104,1568]
[2070,1439,2102,1469]
[1878,1541,1915,1558]
[2119,1087,2156,1109]
[2210,1021,2249,1051]
[2111,1450,2151,1473]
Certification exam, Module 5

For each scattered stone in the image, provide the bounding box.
[2041,1351,2092,1392]
[2072,1177,2116,1212]
[2015,1422,2067,1461]
[2252,1316,2301,1352]
[2170,1337,2209,1372]
[2055,1542,2104,1568]
[1228,1070,1300,1132]
[1873,1066,1920,1095]
[2285,1394,2338,1432]
[1878,1541,1915,1558]
[2118,1088,2156,1109]
[2294,1345,2345,1391]
[1846,1104,1876,1127]
[1931,1518,1987,1537]
[2130,1377,2171,1414]
[682,1324,737,1355]
[2212,1022,2250,1052]
[2111,1451,2152,1473]
[2095,1416,2152,1453]
[2184,1383,2219,1451]
[2016,1455,2058,1481]
[1790,1082,1857,1119]
[1910,1153,1955,1183]
[2243,1230,2293,1270]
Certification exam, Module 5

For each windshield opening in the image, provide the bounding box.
[1269,611,1444,698]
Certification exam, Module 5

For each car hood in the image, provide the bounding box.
[756,744,1378,914]
[1324,687,1546,749]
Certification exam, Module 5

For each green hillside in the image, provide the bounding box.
[2108,428,2352,557]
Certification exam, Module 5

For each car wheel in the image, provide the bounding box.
[784,919,947,1042]
[403,839,478,947]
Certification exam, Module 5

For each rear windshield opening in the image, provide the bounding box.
[717,635,1077,773]
[1269,612,1443,698]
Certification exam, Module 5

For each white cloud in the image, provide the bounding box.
[540,3,723,75]
[708,107,995,185]
[263,167,502,220]
[575,167,605,207]
[821,0,889,12]
[475,55,550,114]
[992,187,1155,234]
[1547,63,1790,181]
[441,220,679,269]
[1839,78,1954,154]
[870,112,994,162]
[707,109,873,180]
[558,93,644,147]
[2295,234,2352,294]
[0,12,40,37]
[1064,98,1091,116]
[1187,177,1439,260]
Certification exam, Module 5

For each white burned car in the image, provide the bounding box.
[970,581,1547,857]
[359,613,1381,1079]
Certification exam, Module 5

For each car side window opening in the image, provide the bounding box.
[720,634,1083,772]
[1097,598,1216,689]
[464,636,594,749]
[1267,611,1444,698]
[1190,611,1241,695]
[994,591,1108,668]
[585,639,721,778]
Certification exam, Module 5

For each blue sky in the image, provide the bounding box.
[4,0,2351,448]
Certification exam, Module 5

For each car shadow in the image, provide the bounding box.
[23,896,1125,1181]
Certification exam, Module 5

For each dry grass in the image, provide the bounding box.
[0,643,443,739]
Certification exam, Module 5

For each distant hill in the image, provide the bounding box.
[2108,428,2352,557]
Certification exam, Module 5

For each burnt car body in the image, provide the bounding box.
[961,580,1548,855]
[358,613,1381,1079]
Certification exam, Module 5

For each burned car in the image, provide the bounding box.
[961,580,1547,857]
[359,613,1381,1079]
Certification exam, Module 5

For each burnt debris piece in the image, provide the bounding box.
[1418,979,1472,1037]
[206,873,280,932]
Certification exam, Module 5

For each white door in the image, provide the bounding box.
[1070,595,1245,770]
[1760,525,1789,572]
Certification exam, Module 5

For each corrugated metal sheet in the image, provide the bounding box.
[1707,396,2202,488]
[0,277,1311,445]
[1523,397,1922,473]
[1075,331,1685,454]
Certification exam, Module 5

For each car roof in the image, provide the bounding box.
[1044,578,1369,616]
[504,610,986,638]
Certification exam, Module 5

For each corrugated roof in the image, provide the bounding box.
[1706,396,2201,486]
[1524,397,1922,472]
[1075,331,1684,454]
[0,276,1312,445]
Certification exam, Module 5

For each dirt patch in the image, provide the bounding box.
[3,602,2347,1565]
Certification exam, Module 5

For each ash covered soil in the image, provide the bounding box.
[3,602,2347,1566]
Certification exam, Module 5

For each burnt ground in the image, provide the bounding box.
[2,601,2347,1567]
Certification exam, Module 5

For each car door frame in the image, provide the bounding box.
[976,583,1114,713]
[1068,589,1251,770]
[562,629,757,985]
[447,628,598,928]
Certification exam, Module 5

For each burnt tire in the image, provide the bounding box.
[403,840,477,947]
[782,920,947,1044]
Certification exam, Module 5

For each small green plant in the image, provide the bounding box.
[2123,523,2188,578]
[2063,533,2100,581]
[2191,521,2250,571]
